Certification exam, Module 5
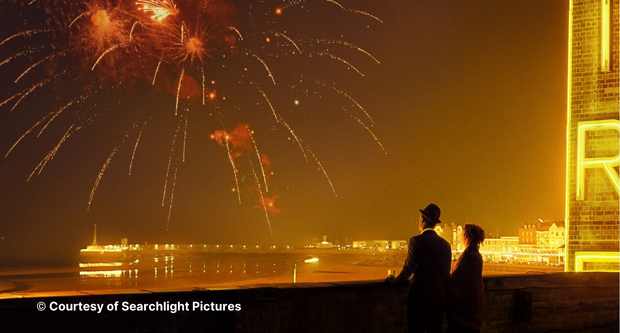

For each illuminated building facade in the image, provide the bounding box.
[536,222,565,249]
[519,221,565,248]
[565,0,620,271]
[518,224,537,245]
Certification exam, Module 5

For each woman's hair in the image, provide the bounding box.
[464,224,485,247]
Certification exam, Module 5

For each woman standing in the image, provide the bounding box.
[448,224,485,333]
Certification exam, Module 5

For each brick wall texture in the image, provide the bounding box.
[566,0,620,271]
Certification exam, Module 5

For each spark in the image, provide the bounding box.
[128,121,147,176]
[174,67,184,115]
[317,39,381,64]
[15,52,62,83]
[0,29,49,47]
[91,44,121,71]
[152,57,162,85]
[257,87,279,122]
[252,54,276,86]
[279,118,308,161]
[225,137,242,205]
[251,162,272,236]
[129,21,140,42]
[317,81,374,125]
[9,78,52,112]
[37,99,76,137]
[0,92,22,109]
[166,165,179,230]
[275,32,301,54]
[227,26,244,41]
[350,113,387,155]
[68,11,89,28]
[249,130,269,192]
[47,125,77,161]
[162,120,181,207]
[184,36,205,62]
[88,141,124,212]
[350,9,384,24]
[0,50,30,68]
[321,1,384,24]
[201,66,206,105]
[324,0,345,10]
[182,114,188,163]
[317,51,365,77]
[180,22,185,43]
[308,148,338,197]
[137,0,178,22]
[27,125,77,181]
[4,112,51,158]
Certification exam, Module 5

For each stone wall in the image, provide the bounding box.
[1,273,618,332]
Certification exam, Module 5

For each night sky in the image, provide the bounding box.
[0,0,568,263]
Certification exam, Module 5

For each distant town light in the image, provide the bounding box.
[304,257,319,264]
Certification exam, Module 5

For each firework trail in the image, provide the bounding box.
[37,99,76,138]
[166,164,179,231]
[251,161,272,236]
[316,51,365,77]
[227,26,244,40]
[162,119,181,207]
[128,121,147,176]
[251,54,276,86]
[316,39,381,64]
[0,92,22,109]
[279,118,308,161]
[4,112,51,158]
[182,114,188,163]
[275,32,301,54]
[0,50,30,68]
[316,80,375,125]
[249,129,269,192]
[129,21,140,42]
[321,1,384,24]
[27,124,77,181]
[225,137,242,204]
[68,11,89,28]
[350,9,384,24]
[88,140,125,212]
[307,147,337,197]
[201,66,206,105]
[152,58,162,86]
[91,44,122,71]
[0,29,49,47]
[174,68,184,115]
[14,52,62,83]
[257,87,280,122]
[47,125,78,161]
[350,113,387,155]
[324,0,345,10]
[9,78,52,112]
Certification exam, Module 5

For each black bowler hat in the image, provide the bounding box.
[419,203,441,224]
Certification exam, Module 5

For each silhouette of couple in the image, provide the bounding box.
[387,203,485,333]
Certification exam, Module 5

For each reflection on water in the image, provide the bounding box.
[1,251,561,296]
[76,253,313,290]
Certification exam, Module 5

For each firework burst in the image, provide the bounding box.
[0,0,385,237]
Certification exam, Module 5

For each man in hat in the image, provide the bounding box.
[391,203,452,333]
